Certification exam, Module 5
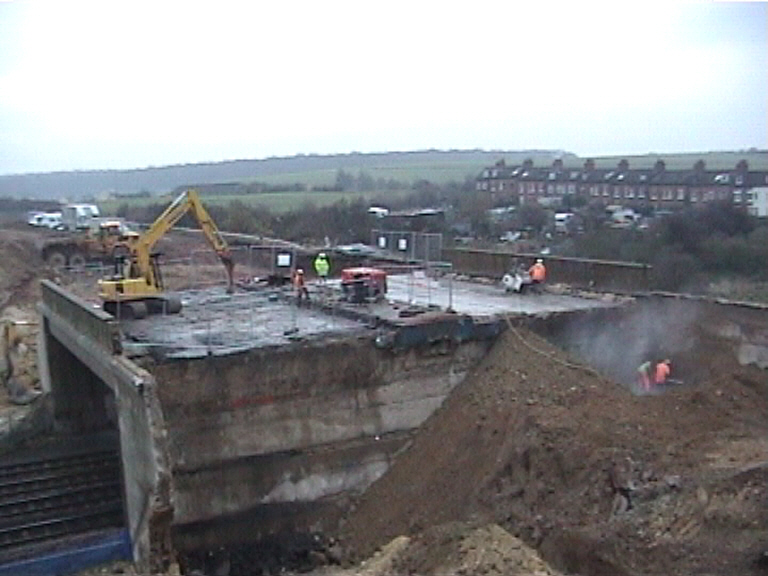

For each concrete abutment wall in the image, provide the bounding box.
[43,326,115,434]
[155,334,494,551]
[38,281,174,572]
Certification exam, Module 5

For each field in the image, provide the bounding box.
[98,157,504,215]
[237,161,492,188]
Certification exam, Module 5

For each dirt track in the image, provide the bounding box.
[2,226,768,575]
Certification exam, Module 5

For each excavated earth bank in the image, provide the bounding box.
[338,322,768,576]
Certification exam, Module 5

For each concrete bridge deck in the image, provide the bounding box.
[383,273,621,317]
[118,274,621,359]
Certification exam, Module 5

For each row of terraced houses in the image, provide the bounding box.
[476,158,768,217]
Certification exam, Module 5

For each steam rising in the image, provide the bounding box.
[551,299,701,394]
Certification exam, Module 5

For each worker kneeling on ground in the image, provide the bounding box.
[293,268,309,306]
[528,258,546,292]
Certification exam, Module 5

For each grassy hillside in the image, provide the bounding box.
[3,149,765,204]
[0,150,563,201]
[100,189,412,215]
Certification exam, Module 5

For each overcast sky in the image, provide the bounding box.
[0,1,766,176]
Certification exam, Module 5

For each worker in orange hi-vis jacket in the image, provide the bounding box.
[293,268,309,306]
[529,258,546,283]
[654,359,671,386]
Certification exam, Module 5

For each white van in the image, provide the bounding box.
[61,204,100,230]
[38,212,63,229]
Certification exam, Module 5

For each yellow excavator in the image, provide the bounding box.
[98,189,234,318]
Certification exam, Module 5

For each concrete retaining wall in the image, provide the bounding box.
[152,334,493,548]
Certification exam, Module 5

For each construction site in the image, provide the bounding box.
[1,208,767,576]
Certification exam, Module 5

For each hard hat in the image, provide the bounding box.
[297,268,304,274]
[536,258,543,264]
[319,252,326,258]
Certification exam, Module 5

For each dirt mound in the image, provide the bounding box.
[339,324,768,575]
[294,523,561,576]
[388,522,563,576]
[0,229,46,311]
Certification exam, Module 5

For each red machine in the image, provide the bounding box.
[340,267,387,302]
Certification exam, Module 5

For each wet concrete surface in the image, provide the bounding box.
[119,287,369,359]
[119,275,623,358]
[382,273,621,317]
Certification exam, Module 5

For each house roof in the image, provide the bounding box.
[477,161,768,191]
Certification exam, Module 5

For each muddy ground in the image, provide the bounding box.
[2,225,768,575]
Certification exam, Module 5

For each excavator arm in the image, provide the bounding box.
[99,189,234,315]
[130,189,234,293]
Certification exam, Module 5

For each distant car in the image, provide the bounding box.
[367,206,389,218]
[499,231,521,243]
[37,212,62,229]
[554,212,575,234]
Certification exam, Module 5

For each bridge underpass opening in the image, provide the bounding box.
[45,324,119,435]
[0,320,128,573]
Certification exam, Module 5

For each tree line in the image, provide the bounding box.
[112,180,767,294]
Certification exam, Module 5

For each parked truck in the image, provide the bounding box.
[39,218,139,270]
[60,203,100,231]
